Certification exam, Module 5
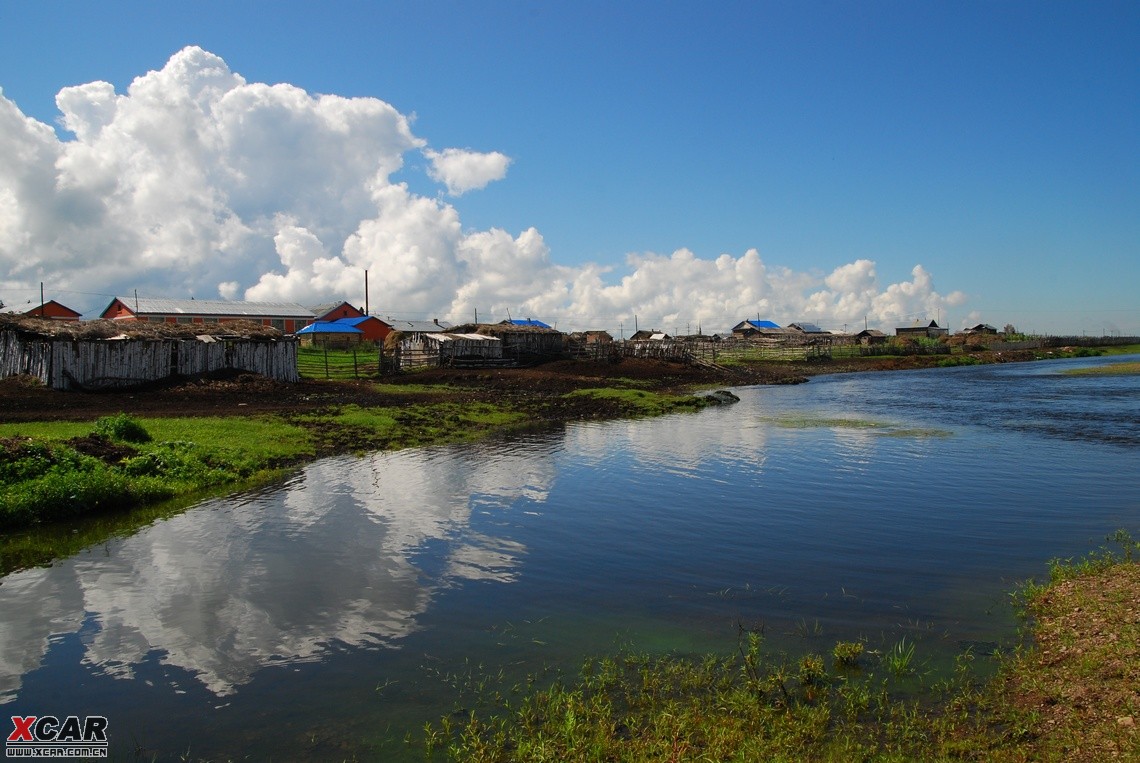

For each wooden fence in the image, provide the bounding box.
[1,331,298,389]
[621,339,837,365]
[296,346,390,379]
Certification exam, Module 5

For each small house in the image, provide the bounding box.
[963,323,998,335]
[788,322,828,334]
[575,330,613,345]
[382,319,451,339]
[856,329,888,345]
[21,300,82,321]
[731,320,802,341]
[295,321,364,348]
[333,316,389,343]
[501,318,553,329]
[895,320,949,340]
[309,301,365,323]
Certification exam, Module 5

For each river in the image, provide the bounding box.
[1,354,1137,760]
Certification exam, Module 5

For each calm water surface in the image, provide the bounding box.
[2,355,1137,759]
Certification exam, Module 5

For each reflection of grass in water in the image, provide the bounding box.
[1062,361,1140,376]
[769,415,889,430]
[764,415,952,438]
[880,428,953,438]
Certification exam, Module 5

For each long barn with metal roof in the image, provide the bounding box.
[101,297,316,334]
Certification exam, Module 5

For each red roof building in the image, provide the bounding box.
[309,301,365,322]
[22,300,83,321]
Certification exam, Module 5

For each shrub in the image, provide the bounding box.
[93,413,152,443]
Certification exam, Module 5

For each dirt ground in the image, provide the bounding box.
[0,352,1032,424]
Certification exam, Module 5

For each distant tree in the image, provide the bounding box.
[1003,323,1017,335]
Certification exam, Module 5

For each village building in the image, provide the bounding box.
[380,318,452,340]
[788,322,828,334]
[895,320,949,340]
[21,300,83,321]
[628,329,665,341]
[569,330,614,345]
[501,318,554,329]
[855,329,888,345]
[963,323,998,335]
[333,315,389,343]
[101,297,315,334]
[309,301,365,322]
[295,321,365,347]
[730,320,803,341]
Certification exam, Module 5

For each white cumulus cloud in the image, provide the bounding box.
[0,47,966,334]
[424,147,512,196]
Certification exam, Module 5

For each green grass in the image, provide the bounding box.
[0,414,314,536]
[563,388,708,416]
[1098,343,1140,356]
[372,382,460,394]
[297,403,528,451]
[296,345,384,379]
[420,633,987,762]
[0,395,539,545]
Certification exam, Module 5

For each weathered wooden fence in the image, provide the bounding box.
[565,339,621,362]
[396,333,509,371]
[621,339,837,365]
[0,331,298,389]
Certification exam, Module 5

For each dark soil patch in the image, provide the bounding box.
[64,434,139,465]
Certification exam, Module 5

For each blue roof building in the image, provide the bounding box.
[296,321,364,335]
[501,318,553,329]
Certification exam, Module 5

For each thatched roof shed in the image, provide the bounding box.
[0,314,284,341]
[446,322,565,361]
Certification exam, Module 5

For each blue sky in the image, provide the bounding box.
[0,0,1136,335]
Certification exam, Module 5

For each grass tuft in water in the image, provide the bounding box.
[881,637,918,676]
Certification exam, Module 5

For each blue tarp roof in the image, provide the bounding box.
[747,320,781,329]
[295,321,363,334]
[504,318,552,328]
[333,316,376,327]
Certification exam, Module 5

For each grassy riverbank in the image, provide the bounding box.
[420,533,1140,761]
